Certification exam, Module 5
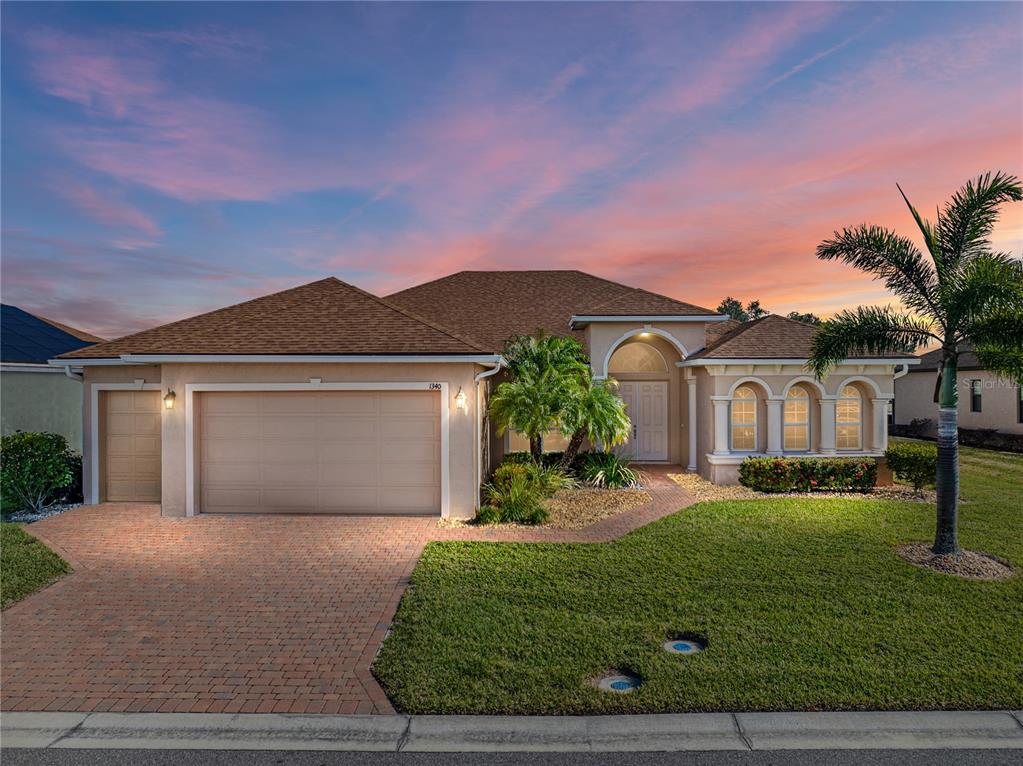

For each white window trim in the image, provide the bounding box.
[89,381,162,505]
[836,387,863,451]
[183,382,450,518]
[730,388,758,453]
[783,389,811,453]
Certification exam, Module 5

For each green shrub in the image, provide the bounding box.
[502,451,566,468]
[474,505,502,524]
[1,433,78,514]
[573,451,638,489]
[885,442,937,493]
[482,471,547,524]
[738,456,877,493]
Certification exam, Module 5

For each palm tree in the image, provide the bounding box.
[490,332,629,465]
[559,377,632,467]
[808,171,1022,555]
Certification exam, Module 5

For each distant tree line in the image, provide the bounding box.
[715,296,821,325]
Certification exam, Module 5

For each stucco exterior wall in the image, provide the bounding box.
[1,369,85,451]
[83,362,482,519]
[894,369,1023,435]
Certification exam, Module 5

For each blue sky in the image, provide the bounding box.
[2,2,1020,338]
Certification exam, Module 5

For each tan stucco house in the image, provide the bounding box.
[894,344,1023,437]
[52,271,916,519]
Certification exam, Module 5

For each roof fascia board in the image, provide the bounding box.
[678,358,921,367]
[120,354,504,364]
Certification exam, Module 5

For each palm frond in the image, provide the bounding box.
[965,306,1023,384]
[937,171,1022,270]
[897,183,942,265]
[942,253,1023,334]
[974,345,1023,384]
[808,306,938,378]
[816,225,938,318]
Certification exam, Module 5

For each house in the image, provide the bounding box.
[1,304,103,450]
[51,271,916,518]
[894,344,1023,437]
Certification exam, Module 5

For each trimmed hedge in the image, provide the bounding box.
[1,432,78,514]
[738,456,877,493]
[885,442,936,492]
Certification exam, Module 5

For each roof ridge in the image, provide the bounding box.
[78,278,341,356]
[585,284,718,315]
[329,278,491,353]
[701,315,769,352]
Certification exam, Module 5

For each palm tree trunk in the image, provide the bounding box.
[933,354,961,555]
[530,434,543,464]
[561,430,586,469]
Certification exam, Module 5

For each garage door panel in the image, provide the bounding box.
[318,462,380,485]
[205,440,261,462]
[204,416,261,439]
[380,440,437,462]
[103,390,161,503]
[200,390,441,515]
[316,416,379,440]
[318,394,380,414]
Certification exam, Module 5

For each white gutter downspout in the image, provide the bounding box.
[63,365,83,382]
[474,359,505,510]
[894,363,910,380]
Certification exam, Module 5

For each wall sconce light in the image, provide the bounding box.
[163,390,176,410]
[454,386,467,410]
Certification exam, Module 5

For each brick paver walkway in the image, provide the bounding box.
[1,466,694,714]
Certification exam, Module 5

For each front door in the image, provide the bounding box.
[618,381,668,461]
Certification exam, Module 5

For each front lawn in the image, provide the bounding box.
[1,523,71,609]
[374,446,1022,713]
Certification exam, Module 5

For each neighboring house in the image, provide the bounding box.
[1,304,103,451]
[51,272,915,518]
[894,344,1023,436]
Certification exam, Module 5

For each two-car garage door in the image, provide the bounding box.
[198,391,441,515]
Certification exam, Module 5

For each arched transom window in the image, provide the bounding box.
[608,342,667,374]
[784,387,810,451]
[836,385,862,450]
[731,386,757,451]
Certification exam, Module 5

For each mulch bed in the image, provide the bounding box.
[439,488,651,530]
[895,543,1015,581]
[668,472,935,504]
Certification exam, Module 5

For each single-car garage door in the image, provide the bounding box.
[199,391,441,515]
[104,390,162,502]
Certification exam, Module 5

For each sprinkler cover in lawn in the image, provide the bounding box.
[663,637,705,655]
[596,673,641,693]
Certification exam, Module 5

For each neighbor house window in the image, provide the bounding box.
[784,387,810,451]
[836,385,862,450]
[970,379,982,412]
[731,386,757,451]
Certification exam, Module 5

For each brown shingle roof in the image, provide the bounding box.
[688,314,916,360]
[58,277,489,359]
[387,270,717,351]
[914,344,980,371]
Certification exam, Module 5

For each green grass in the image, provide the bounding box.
[1,523,71,609]
[374,446,1023,713]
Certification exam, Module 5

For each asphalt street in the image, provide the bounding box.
[3,749,1021,766]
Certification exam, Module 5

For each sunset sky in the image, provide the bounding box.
[2,1,1021,340]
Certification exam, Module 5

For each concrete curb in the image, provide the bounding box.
[2,711,1022,752]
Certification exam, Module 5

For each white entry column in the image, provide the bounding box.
[687,376,697,470]
[766,398,784,456]
[819,398,837,455]
[712,397,730,455]
[872,398,890,454]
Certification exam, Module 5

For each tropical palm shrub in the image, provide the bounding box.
[481,471,547,524]
[559,377,632,468]
[809,171,1022,554]
[574,451,639,489]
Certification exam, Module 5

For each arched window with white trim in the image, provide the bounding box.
[836,385,862,450]
[784,387,810,452]
[731,386,757,451]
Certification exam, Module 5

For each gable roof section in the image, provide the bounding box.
[58,277,489,359]
[687,314,916,361]
[2,304,103,364]
[387,270,718,351]
[914,344,981,372]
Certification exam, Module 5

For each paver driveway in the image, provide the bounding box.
[1,506,436,714]
[1,468,693,715]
